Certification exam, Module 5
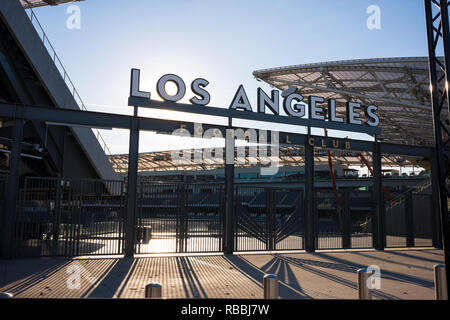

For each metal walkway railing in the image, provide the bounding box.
[386,177,432,210]
[24,6,114,160]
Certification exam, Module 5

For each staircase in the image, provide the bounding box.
[0,0,119,180]
[24,7,115,163]
[385,178,432,210]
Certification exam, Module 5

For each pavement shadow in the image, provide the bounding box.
[175,256,208,298]
[313,252,434,289]
[224,255,311,299]
[0,259,72,296]
[386,250,444,264]
[275,253,399,299]
[86,257,136,298]
[352,251,432,271]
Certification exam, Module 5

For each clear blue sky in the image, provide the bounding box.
[32,0,429,154]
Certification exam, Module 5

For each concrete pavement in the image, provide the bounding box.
[0,248,443,299]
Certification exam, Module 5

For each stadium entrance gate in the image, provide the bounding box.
[234,186,304,251]
[135,183,224,254]
[14,178,307,256]
[134,183,305,254]
[16,177,125,257]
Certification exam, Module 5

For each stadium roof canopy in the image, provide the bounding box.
[20,0,82,8]
[109,57,438,173]
[253,57,443,147]
[109,146,427,173]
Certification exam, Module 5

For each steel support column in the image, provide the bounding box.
[266,188,275,251]
[1,118,24,259]
[125,107,139,257]
[373,140,385,250]
[342,190,351,249]
[304,137,315,252]
[431,156,443,248]
[177,183,187,253]
[424,0,450,292]
[224,122,234,254]
[51,179,62,256]
[405,191,415,247]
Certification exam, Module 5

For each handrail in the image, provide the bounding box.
[24,6,114,160]
[385,178,432,210]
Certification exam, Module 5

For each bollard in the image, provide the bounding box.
[145,282,162,298]
[357,268,372,300]
[434,264,448,300]
[0,292,13,299]
[143,226,152,244]
[263,274,278,299]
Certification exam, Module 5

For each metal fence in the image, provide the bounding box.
[349,191,373,249]
[315,190,344,249]
[315,190,374,250]
[135,183,224,254]
[16,177,125,257]
[385,191,434,248]
[13,177,435,257]
[0,174,7,230]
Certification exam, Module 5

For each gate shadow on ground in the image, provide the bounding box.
[87,256,211,298]
[175,257,208,298]
[224,255,311,299]
[274,254,399,299]
[0,259,72,297]
[418,249,444,257]
[85,257,136,298]
[385,250,444,264]
[312,252,435,289]
[352,251,432,271]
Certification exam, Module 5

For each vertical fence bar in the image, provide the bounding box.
[405,191,415,247]
[224,126,235,254]
[51,179,62,256]
[304,137,315,252]
[125,108,139,257]
[430,157,443,248]
[266,189,273,251]
[373,140,385,250]
[342,190,351,249]
[179,183,187,253]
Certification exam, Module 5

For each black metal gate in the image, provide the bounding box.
[234,186,304,251]
[315,189,374,250]
[385,191,434,248]
[14,177,436,257]
[16,177,125,257]
[135,183,224,254]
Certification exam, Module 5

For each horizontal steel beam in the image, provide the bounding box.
[128,97,381,135]
[0,102,433,157]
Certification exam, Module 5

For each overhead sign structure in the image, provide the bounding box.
[128,69,381,134]
[125,68,382,256]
